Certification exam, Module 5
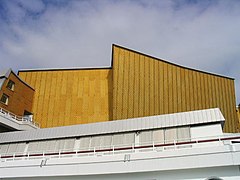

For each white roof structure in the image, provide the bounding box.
[0,69,11,89]
[0,69,11,78]
[0,108,240,180]
[0,108,224,144]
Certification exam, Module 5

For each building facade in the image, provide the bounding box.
[237,105,240,125]
[18,68,112,128]
[0,69,34,117]
[1,108,240,179]
[18,45,239,132]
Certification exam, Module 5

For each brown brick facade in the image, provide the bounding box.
[0,71,34,117]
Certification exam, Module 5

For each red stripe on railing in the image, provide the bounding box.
[1,136,240,160]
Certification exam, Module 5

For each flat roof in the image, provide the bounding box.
[18,66,112,73]
[0,108,225,144]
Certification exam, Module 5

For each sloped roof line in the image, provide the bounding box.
[0,68,35,91]
[112,44,234,80]
[0,69,12,78]
[17,44,234,80]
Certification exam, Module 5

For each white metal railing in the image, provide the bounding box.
[0,107,40,128]
[0,135,239,162]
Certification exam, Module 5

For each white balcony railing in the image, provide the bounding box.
[0,107,40,128]
[0,135,239,162]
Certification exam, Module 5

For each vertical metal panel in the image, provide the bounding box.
[237,107,240,131]
[228,80,238,132]
[28,142,39,153]
[149,59,155,115]
[172,65,178,113]
[124,133,135,146]
[19,69,112,128]
[122,51,129,119]
[163,63,169,114]
[153,129,164,143]
[7,143,18,154]
[177,127,190,142]
[159,61,164,115]
[112,134,124,147]
[0,144,9,154]
[128,51,135,118]
[185,69,190,111]
[138,55,145,118]
[79,137,91,150]
[90,136,101,149]
[153,60,159,115]
[180,68,186,112]
[112,45,238,133]
[188,70,194,112]
[15,143,26,153]
[101,135,112,149]
[139,131,152,145]
[144,56,150,116]
[168,63,173,113]
[116,49,125,120]
[165,128,177,143]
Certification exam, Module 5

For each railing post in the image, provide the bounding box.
[112,146,114,155]
[152,141,155,151]
[174,140,176,149]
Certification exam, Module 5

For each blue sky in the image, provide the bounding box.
[0,0,239,104]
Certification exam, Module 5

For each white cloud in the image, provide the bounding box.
[0,0,239,103]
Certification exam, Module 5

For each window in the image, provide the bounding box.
[0,94,9,105]
[6,80,15,91]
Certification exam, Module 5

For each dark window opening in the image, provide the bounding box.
[6,80,15,91]
[0,94,9,105]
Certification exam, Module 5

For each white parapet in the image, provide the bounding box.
[0,108,39,131]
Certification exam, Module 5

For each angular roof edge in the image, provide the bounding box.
[16,44,234,80]
[0,69,11,78]
[0,108,225,144]
[112,44,235,80]
[0,69,35,91]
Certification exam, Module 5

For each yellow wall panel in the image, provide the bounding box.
[149,58,155,115]
[167,63,173,113]
[163,63,169,114]
[19,69,112,128]
[133,53,140,117]
[172,65,178,113]
[138,55,145,118]
[180,68,186,112]
[112,45,238,133]
[128,51,135,118]
[18,44,238,133]
[154,59,159,115]
[237,106,240,131]
[176,66,182,112]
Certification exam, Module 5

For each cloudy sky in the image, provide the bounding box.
[0,0,239,103]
